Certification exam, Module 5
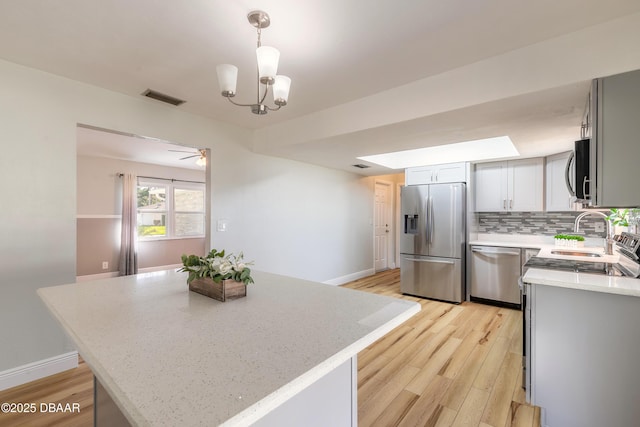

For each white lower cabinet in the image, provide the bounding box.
[475,158,543,212]
[528,284,640,427]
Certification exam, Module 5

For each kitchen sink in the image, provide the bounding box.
[550,250,602,257]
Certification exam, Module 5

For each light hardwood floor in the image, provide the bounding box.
[0,358,93,426]
[343,269,540,427]
[0,269,539,426]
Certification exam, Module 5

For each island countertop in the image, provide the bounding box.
[37,270,420,426]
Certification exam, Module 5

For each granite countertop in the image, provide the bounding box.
[469,233,607,251]
[523,267,640,297]
[38,270,420,426]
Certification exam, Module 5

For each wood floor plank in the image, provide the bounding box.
[358,365,420,425]
[509,401,536,427]
[407,324,456,369]
[473,336,511,391]
[405,336,461,395]
[451,386,490,427]
[439,329,485,380]
[481,351,522,426]
[0,358,93,427]
[367,330,437,386]
[370,390,419,427]
[433,405,458,427]
[397,375,452,427]
[440,338,494,411]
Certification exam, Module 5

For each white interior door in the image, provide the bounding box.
[374,181,392,271]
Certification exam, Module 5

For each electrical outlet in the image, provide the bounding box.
[102,261,109,270]
[595,223,605,233]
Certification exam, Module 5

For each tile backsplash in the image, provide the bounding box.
[475,211,609,238]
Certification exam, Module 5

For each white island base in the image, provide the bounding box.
[94,357,357,426]
[38,270,420,426]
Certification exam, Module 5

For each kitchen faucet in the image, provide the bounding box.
[574,211,614,255]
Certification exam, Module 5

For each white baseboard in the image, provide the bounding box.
[0,351,78,391]
[76,264,182,282]
[76,271,119,282]
[138,264,182,273]
[323,268,376,286]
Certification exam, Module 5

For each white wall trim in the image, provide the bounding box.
[76,271,119,282]
[76,264,182,282]
[323,268,375,286]
[0,351,78,391]
[138,264,182,273]
[77,214,121,219]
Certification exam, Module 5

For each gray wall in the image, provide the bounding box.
[0,58,375,373]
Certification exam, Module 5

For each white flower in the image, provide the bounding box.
[219,261,233,275]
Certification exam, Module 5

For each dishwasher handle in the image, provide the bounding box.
[471,246,521,256]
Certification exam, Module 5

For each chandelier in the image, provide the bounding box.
[216,10,291,115]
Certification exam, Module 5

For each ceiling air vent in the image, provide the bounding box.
[142,89,186,106]
[352,164,371,169]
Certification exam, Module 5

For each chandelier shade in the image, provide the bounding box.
[216,10,291,115]
[216,64,238,97]
[273,75,291,106]
[256,46,280,84]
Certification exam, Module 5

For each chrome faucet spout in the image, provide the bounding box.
[574,211,614,255]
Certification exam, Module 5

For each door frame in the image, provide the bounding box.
[373,179,395,271]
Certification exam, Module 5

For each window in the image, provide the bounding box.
[137,179,205,240]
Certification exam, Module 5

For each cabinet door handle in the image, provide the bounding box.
[565,151,576,197]
[435,171,438,182]
[583,177,590,199]
[510,199,513,209]
[503,199,507,210]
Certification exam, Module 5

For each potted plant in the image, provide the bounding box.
[179,249,254,301]
[554,234,585,247]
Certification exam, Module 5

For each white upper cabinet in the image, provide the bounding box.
[545,151,578,211]
[474,158,544,212]
[405,162,467,185]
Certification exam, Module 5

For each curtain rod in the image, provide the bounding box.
[117,173,204,185]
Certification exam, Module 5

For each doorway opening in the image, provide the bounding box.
[374,180,394,272]
[75,124,211,279]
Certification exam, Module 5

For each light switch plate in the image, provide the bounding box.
[217,219,228,232]
[595,223,605,232]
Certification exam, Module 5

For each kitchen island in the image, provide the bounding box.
[523,267,640,427]
[38,270,420,426]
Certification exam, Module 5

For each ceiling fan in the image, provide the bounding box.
[169,148,207,166]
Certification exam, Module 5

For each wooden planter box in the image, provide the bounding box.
[189,278,246,302]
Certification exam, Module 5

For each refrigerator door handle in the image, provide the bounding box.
[429,196,434,244]
[424,198,430,244]
[401,256,455,265]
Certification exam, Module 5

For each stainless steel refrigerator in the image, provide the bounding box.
[400,183,466,303]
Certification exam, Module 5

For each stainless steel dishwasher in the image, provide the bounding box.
[470,246,522,309]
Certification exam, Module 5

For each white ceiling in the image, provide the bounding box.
[76,126,207,171]
[2,1,640,174]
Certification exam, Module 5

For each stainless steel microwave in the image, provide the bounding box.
[565,138,590,203]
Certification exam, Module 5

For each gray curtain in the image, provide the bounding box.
[119,173,138,276]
